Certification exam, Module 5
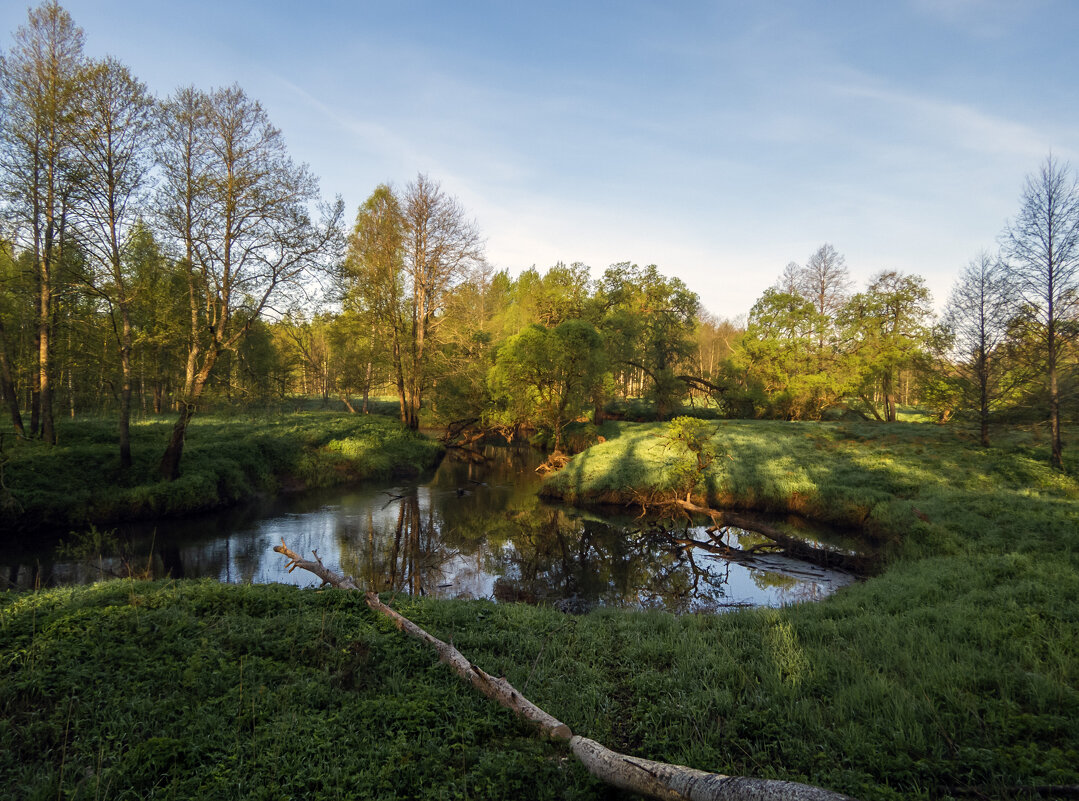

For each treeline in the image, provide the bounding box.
[738,157,1079,471]
[0,2,342,478]
[1,2,1077,475]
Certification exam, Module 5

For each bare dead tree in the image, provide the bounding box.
[798,243,853,363]
[774,260,801,295]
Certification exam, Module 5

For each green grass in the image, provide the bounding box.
[1,412,443,533]
[1,419,1077,799]
[0,581,601,800]
[543,419,1079,558]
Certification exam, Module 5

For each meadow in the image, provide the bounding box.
[1,418,1077,800]
[0,411,444,534]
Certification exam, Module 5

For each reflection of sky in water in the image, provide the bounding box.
[3,447,859,612]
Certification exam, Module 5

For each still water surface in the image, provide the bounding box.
[4,444,857,612]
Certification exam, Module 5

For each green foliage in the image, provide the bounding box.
[488,320,606,450]
[738,288,847,419]
[538,420,1079,797]
[843,271,934,422]
[0,581,601,800]
[1,413,443,533]
[659,416,721,499]
[545,420,1078,556]
[4,538,1078,801]
[598,263,699,419]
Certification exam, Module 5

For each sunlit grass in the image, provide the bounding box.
[2,412,443,532]
[2,419,1077,800]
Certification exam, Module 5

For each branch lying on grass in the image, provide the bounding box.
[273,539,858,801]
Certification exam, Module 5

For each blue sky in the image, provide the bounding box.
[3,0,1076,318]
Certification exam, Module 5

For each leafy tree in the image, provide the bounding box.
[342,184,408,420]
[738,288,835,418]
[155,84,343,479]
[661,416,720,501]
[344,176,483,429]
[429,265,502,430]
[488,319,606,452]
[598,263,698,419]
[399,174,484,429]
[126,223,186,414]
[0,243,25,436]
[1000,156,1079,470]
[842,271,933,422]
[71,56,154,466]
[0,0,86,443]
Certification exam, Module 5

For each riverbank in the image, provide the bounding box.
[541,419,1079,559]
[0,413,444,535]
[1,420,1077,800]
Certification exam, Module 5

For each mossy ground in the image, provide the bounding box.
[1,412,444,533]
[1,419,1077,800]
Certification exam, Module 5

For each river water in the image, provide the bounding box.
[2,444,858,612]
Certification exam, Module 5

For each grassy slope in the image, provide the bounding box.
[542,420,1079,796]
[0,420,1076,800]
[1,413,443,532]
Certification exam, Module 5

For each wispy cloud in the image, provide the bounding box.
[828,79,1071,161]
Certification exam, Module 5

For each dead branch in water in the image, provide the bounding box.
[273,539,858,801]
[671,500,875,576]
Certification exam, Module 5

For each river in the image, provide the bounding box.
[2,444,859,612]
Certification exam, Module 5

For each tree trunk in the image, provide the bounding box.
[1049,361,1062,470]
[362,360,372,414]
[118,311,134,468]
[1047,321,1063,470]
[0,320,25,438]
[39,292,55,443]
[392,333,408,425]
[159,352,216,480]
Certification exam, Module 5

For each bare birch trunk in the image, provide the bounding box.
[273,542,858,801]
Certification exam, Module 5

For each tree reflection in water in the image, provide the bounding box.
[4,443,858,611]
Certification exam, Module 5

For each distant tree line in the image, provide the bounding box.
[1,3,1076,473]
[733,157,1079,469]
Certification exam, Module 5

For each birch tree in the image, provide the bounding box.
[0,0,86,444]
[156,84,343,479]
[72,56,154,467]
[399,174,484,429]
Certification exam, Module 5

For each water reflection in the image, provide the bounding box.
[1,444,858,612]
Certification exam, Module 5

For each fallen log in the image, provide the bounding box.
[273,540,858,801]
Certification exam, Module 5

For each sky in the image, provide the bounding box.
[2,0,1076,319]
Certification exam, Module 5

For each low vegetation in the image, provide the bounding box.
[543,419,1079,558]
[1,420,1077,800]
[0,413,443,533]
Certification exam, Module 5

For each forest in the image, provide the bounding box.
[1,3,1077,481]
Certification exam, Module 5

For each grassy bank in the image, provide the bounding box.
[543,420,1079,559]
[1,420,1076,799]
[1,412,444,534]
